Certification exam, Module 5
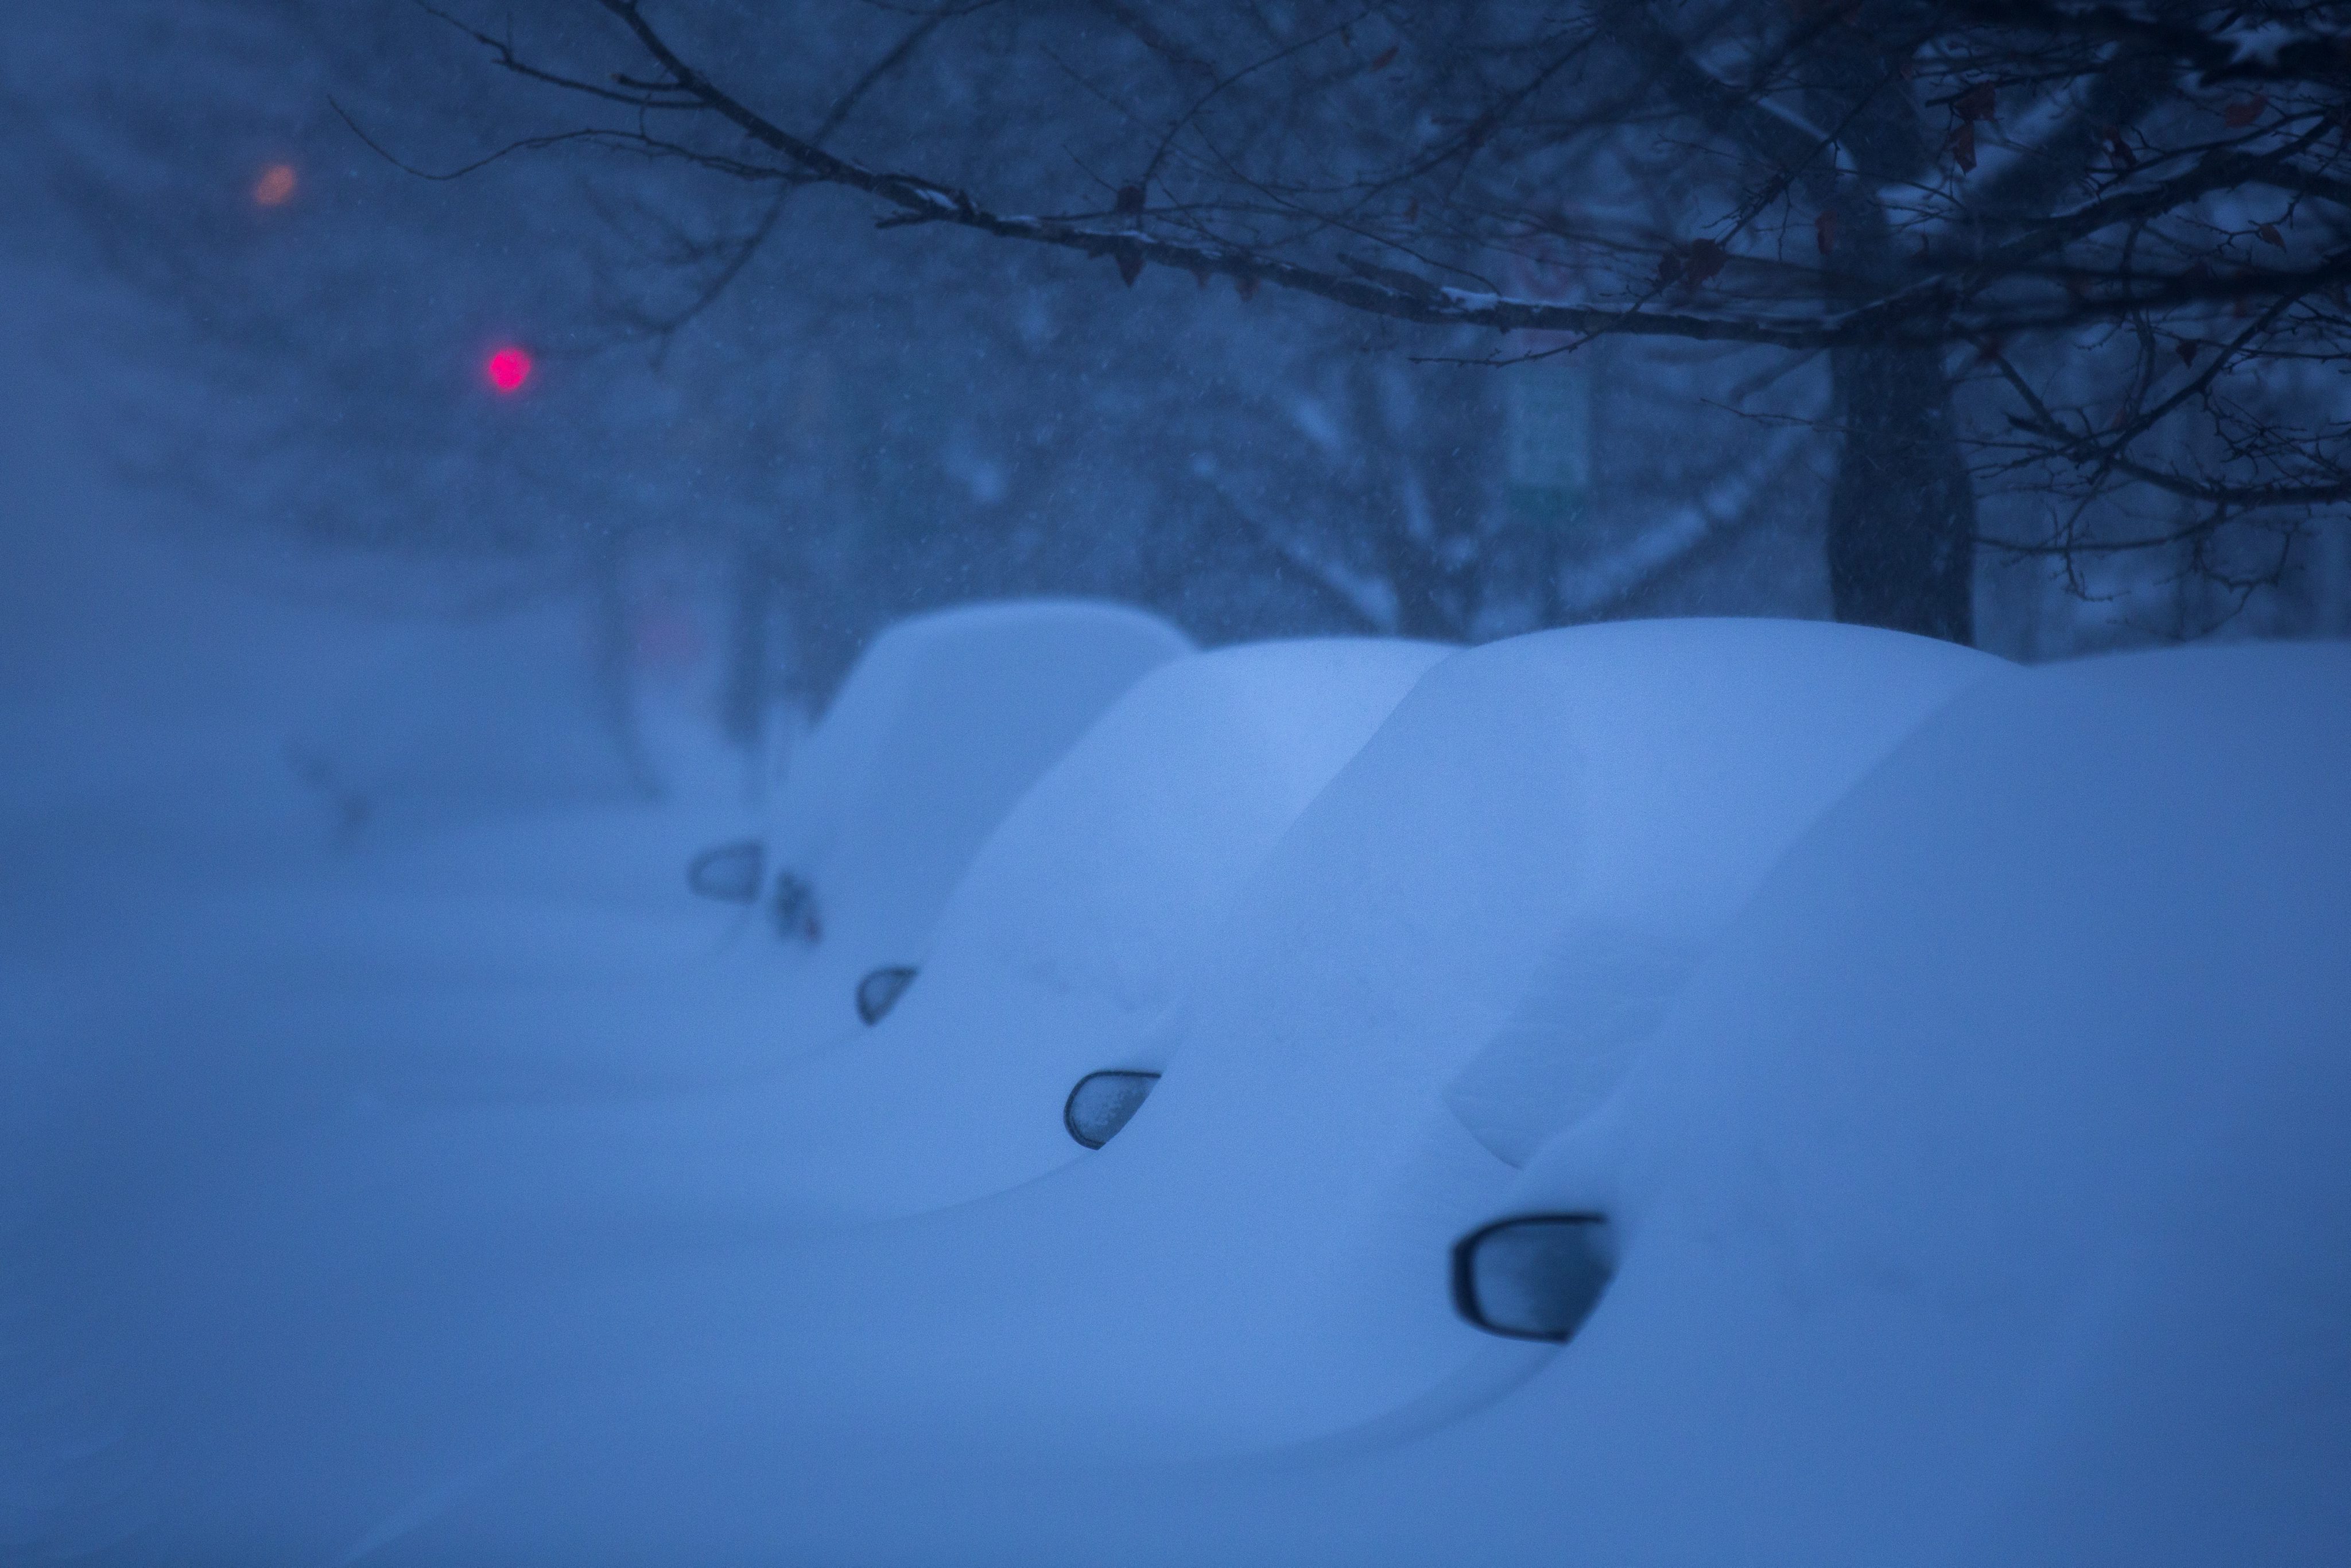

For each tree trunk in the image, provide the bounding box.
[1825,343,1977,643]
[584,529,664,799]
[1799,14,1980,648]
[1348,348,1478,642]
[719,538,774,755]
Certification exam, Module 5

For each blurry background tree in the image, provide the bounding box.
[12,1,2348,791]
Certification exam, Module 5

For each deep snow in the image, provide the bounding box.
[7,534,2346,1565]
[325,636,2348,1568]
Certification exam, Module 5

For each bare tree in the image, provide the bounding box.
[428,0,2351,645]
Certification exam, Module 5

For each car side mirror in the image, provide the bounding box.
[856,965,917,1024]
[686,840,765,903]
[1064,1070,1160,1149]
[1450,1214,1614,1343]
[771,871,822,944]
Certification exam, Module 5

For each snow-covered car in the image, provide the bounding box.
[684,599,1191,1040]
[1419,638,2351,1566]
[713,618,2001,1445]
[45,621,2344,1568]
[745,633,1454,1220]
[460,634,2340,1568]
[747,616,1998,1228]
[312,618,2009,1567]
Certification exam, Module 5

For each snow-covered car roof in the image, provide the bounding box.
[734,598,1192,1041]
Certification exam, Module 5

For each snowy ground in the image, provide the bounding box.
[6,274,2349,1567]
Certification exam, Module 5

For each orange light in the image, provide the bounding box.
[253,164,297,207]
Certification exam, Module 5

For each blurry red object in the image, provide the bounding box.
[487,347,532,393]
[253,164,297,207]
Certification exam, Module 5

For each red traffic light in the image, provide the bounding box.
[486,347,532,393]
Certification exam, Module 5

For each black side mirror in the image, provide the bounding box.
[855,965,917,1024]
[1063,1070,1161,1149]
[771,871,822,944]
[686,840,765,903]
[1450,1214,1614,1343]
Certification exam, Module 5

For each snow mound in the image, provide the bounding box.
[749,599,1192,1045]
[750,636,1453,1217]
[1370,638,2351,1567]
[792,618,1999,1448]
[444,619,2005,1535]
[1441,616,2001,1164]
[38,618,2345,1568]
